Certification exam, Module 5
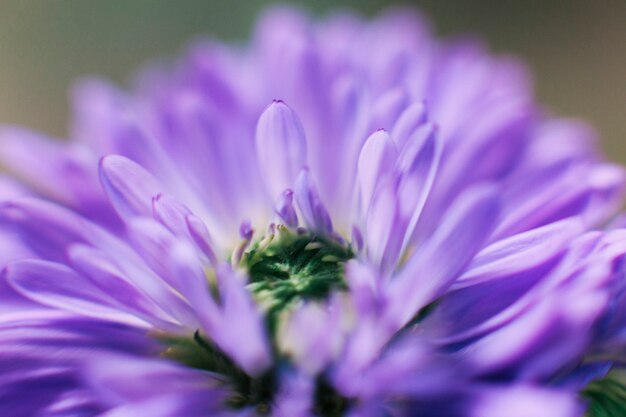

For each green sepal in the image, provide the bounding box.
[584,376,626,417]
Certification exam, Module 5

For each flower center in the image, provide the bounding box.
[241,226,354,331]
[160,227,354,415]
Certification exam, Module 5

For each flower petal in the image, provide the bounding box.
[274,189,299,228]
[213,264,272,375]
[99,155,162,219]
[357,129,397,217]
[386,184,501,329]
[255,100,307,199]
[472,386,583,417]
[390,101,427,150]
[295,168,333,234]
[6,259,142,325]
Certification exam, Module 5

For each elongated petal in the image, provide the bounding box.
[357,129,397,217]
[214,264,272,375]
[166,240,220,334]
[6,260,142,325]
[273,371,314,417]
[274,189,298,227]
[152,193,192,237]
[425,218,585,341]
[99,155,162,219]
[472,386,583,417]
[386,185,501,329]
[84,354,223,405]
[0,127,104,211]
[295,168,333,234]
[256,100,307,199]
[278,298,345,375]
[370,88,409,132]
[458,217,584,288]
[464,263,610,380]
[67,244,179,330]
[390,101,427,150]
[185,214,217,264]
[395,123,441,251]
[365,177,402,271]
[0,197,94,261]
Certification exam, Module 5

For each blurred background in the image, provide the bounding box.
[0,0,624,161]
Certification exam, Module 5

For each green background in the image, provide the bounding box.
[0,1,624,161]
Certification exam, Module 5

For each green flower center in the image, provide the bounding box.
[241,227,354,331]
[160,226,354,415]
[583,374,626,417]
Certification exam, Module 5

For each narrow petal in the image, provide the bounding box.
[214,264,272,375]
[255,100,307,199]
[278,298,345,375]
[390,101,427,150]
[274,189,298,228]
[458,217,585,288]
[166,240,221,335]
[386,185,501,329]
[99,155,162,219]
[6,259,142,325]
[464,263,610,380]
[185,214,217,265]
[67,244,179,330]
[0,197,95,261]
[345,260,381,319]
[152,193,192,237]
[472,386,583,417]
[395,123,441,251]
[84,354,223,405]
[295,168,333,234]
[273,371,314,417]
[425,218,585,342]
[357,129,397,217]
[0,127,102,209]
[370,88,409,131]
[365,177,402,272]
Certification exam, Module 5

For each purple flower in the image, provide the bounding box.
[1,6,626,417]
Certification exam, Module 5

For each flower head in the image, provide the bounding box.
[1,6,626,417]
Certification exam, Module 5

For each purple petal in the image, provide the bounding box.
[386,184,501,330]
[458,217,585,288]
[278,298,345,375]
[274,189,299,228]
[165,240,220,335]
[214,264,272,375]
[425,218,585,342]
[294,168,333,234]
[152,193,192,237]
[6,259,142,325]
[357,129,397,217]
[464,263,611,380]
[99,155,162,219]
[370,88,409,131]
[0,197,95,261]
[471,386,583,417]
[67,244,179,331]
[390,101,427,150]
[185,214,217,264]
[255,100,307,199]
[365,176,403,272]
[345,260,381,319]
[0,127,103,211]
[355,337,456,399]
[84,354,224,405]
[273,371,314,417]
[395,123,441,251]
